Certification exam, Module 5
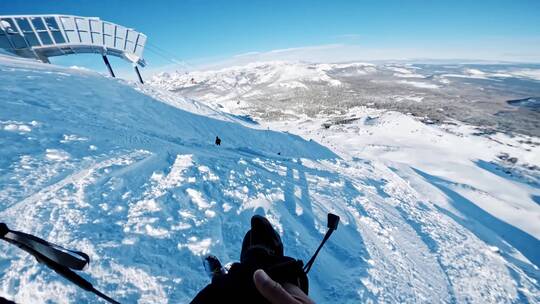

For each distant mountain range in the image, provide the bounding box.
[150,61,540,136]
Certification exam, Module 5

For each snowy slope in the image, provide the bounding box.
[1,54,539,304]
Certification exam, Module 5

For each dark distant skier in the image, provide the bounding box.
[215,136,221,146]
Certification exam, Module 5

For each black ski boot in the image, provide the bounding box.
[240,215,284,263]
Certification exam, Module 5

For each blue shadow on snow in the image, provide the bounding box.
[413,168,540,269]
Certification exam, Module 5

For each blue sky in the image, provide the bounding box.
[2,0,540,78]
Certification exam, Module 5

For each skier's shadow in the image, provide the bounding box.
[277,159,375,302]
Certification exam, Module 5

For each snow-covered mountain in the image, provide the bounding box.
[1,54,539,304]
[149,61,373,114]
[150,61,540,137]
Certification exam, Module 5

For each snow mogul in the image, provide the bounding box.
[0,213,339,303]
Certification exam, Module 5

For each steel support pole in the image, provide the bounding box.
[134,65,144,84]
[102,55,115,78]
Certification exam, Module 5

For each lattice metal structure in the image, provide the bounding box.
[0,15,147,83]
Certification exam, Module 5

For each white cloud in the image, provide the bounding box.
[336,34,362,41]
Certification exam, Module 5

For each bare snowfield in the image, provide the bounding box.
[1,55,539,303]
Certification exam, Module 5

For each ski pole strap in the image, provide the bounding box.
[0,224,89,271]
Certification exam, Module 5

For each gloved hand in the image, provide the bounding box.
[254,269,315,304]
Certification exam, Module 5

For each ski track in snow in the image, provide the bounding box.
[0,56,539,303]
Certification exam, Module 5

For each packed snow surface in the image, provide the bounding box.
[1,55,539,304]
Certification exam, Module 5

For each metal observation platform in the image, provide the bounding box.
[0,15,147,83]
